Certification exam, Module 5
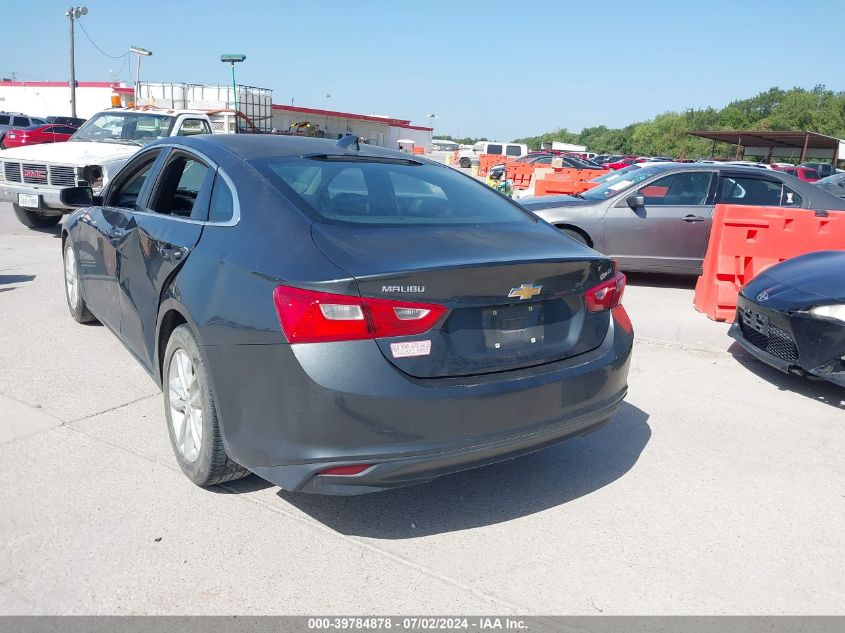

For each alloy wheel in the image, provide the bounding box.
[168,349,203,463]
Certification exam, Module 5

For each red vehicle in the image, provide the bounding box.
[782,166,821,182]
[604,157,638,170]
[0,123,77,149]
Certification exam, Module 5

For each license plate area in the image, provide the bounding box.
[482,303,544,350]
[740,307,769,335]
[18,193,40,209]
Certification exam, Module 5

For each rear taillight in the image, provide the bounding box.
[585,270,626,312]
[272,285,447,343]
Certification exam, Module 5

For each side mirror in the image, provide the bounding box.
[626,193,645,209]
[60,186,101,208]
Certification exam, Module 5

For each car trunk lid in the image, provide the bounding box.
[311,221,615,378]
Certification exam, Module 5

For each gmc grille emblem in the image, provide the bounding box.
[23,169,47,179]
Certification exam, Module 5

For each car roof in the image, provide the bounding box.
[151,133,418,162]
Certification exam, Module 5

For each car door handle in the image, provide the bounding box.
[158,245,186,261]
[682,214,705,223]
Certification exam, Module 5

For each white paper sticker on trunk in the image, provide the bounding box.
[390,340,432,358]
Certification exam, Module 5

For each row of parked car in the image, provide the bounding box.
[0,111,86,149]
[488,150,845,201]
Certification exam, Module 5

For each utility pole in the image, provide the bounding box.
[66,6,88,118]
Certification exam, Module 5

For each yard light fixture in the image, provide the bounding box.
[65,5,88,118]
[129,46,152,105]
[220,54,246,113]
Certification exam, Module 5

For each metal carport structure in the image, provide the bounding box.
[688,130,845,164]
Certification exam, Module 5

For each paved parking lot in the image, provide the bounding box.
[0,201,843,615]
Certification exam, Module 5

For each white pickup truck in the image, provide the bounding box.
[0,107,216,228]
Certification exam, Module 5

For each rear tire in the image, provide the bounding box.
[459,157,471,168]
[163,324,249,487]
[13,204,62,229]
[560,227,589,246]
[63,241,96,323]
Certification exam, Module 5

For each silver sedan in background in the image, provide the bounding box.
[520,163,845,275]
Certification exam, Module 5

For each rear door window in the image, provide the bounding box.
[505,145,522,156]
[253,158,534,226]
[718,176,801,207]
[486,144,503,155]
[12,117,29,127]
[150,154,214,219]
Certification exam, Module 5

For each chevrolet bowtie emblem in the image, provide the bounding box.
[508,283,542,300]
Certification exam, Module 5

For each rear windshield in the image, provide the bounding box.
[250,157,535,226]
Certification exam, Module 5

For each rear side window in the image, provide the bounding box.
[208,175,235,223]
[252,158,534,226]
[505,145,522,156]
[719,176,802,207]
[177,119,211,136]
[486,144,503,155]
[12,117,29,127]
[0,115,9,125]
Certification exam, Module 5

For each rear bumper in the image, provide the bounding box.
[204,307,634,495]
[0,183,67,212]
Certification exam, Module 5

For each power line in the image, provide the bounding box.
[76,19,129,60]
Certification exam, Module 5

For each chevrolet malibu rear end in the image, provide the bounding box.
[200,140,633,494]
[65,135,633,495]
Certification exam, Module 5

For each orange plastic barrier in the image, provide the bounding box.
[694,205,845,322]
[412,146,424,155]
[506,162,537,189]
[532,169,609,196]
[478,154,510,177]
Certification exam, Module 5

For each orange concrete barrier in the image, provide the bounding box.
[694,205,845,322]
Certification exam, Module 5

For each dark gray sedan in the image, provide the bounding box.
[59,134,633,495]
[521,163,845,275]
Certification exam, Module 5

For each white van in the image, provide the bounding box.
[457,141,528,168]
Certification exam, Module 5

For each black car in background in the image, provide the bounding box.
[489,154,600,180]
[45,115,87,127]
[730,251,845,387]
[60,134,634,495]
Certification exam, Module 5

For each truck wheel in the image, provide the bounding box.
[63,241,96,323]
[459,157,471,168]
[163,324,250,487]
[13,204,62,229]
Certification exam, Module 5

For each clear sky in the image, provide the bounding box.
[3,0,842,140]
